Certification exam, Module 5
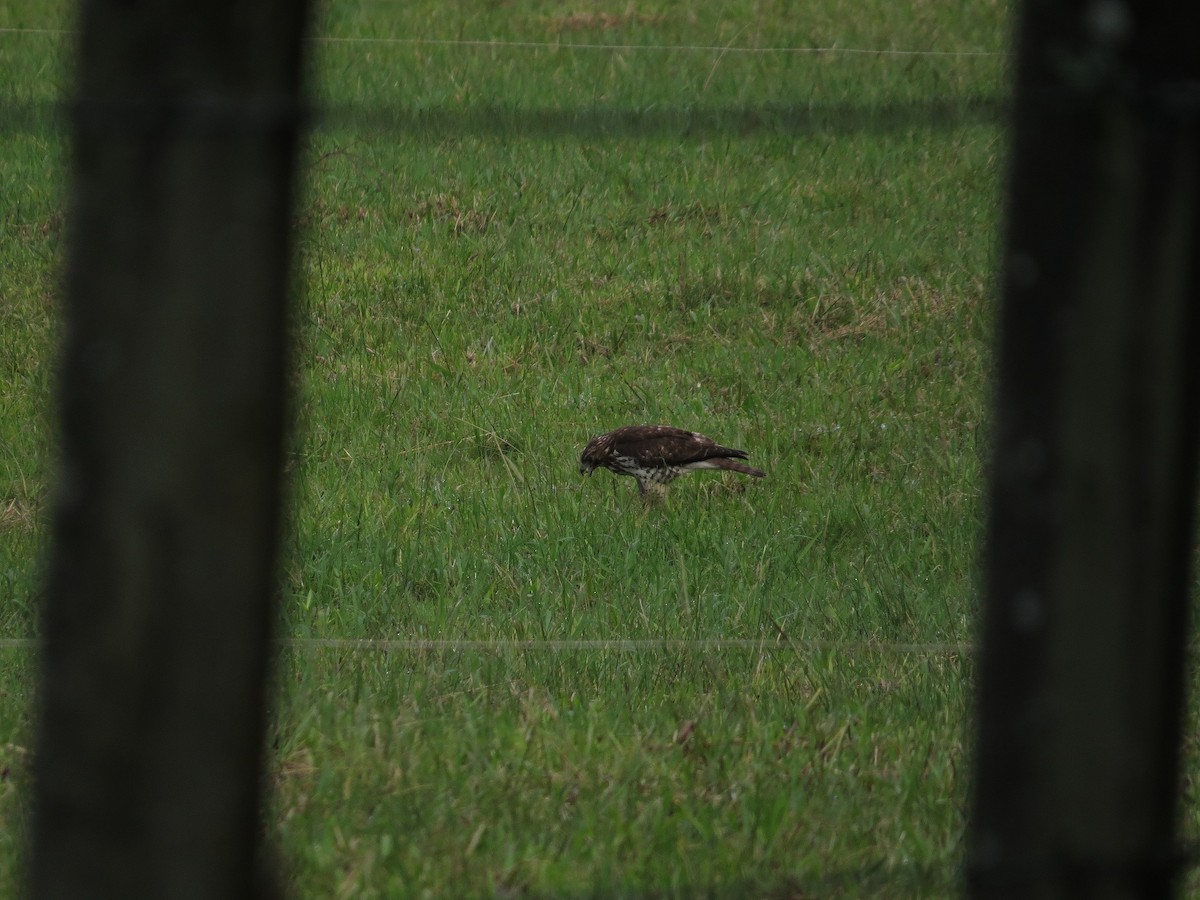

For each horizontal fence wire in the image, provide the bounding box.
[278,638,975,653]
[0,26,1007,58]
[0,637,973,653]
[313,37,1007,57]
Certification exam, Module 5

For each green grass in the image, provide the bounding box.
[271,645,969,896]
[0,0,1026,895]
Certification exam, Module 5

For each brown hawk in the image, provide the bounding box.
[579,424,767,497]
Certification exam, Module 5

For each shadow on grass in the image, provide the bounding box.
[321,96,1006,139]
[1,96,1006,139]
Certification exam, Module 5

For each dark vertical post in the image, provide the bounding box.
[30,1,310,897]
[969,1,1200,897]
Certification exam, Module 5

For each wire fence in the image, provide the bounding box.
[0,26,1008,57]
[0,22,996,665]
[1,20,995,665]
[0,636,972,653]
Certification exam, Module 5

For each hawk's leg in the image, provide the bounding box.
[637,479,668,502]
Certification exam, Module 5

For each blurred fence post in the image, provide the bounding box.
[29,1,311,897]
[969,2,1200,898]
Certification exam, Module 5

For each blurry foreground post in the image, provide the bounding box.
[30,1,310,897]
[969,2,1200,898]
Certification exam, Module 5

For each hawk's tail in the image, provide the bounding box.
[712,458,767,478]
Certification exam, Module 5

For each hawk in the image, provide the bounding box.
[579,424,767,497]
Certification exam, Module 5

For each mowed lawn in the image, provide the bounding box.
[15,2,1194,898]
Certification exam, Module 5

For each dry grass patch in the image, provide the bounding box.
[0,498,38,534]
[547,11,667,33]
[407,193,492,235]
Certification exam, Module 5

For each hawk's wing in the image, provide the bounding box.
[607,425,749,466]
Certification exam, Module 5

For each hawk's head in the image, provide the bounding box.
[579,433,610,476]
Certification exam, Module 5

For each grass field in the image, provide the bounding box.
[0,0,1116,896]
